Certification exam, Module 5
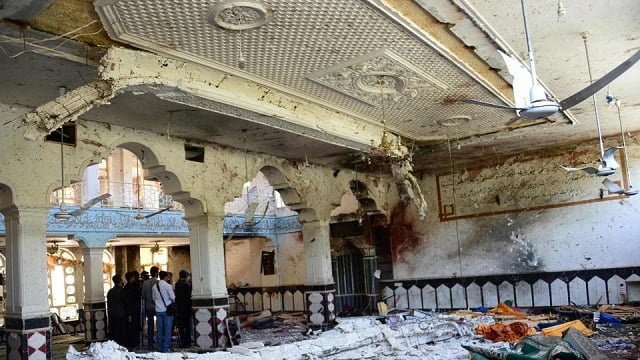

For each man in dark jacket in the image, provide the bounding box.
[141,266,159,350]
[174,269,192,348]
[123,270,142,350]
[107,274,127,346]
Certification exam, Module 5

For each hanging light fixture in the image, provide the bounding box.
[53,128,72,221]
[368,76,408,164]
[47,240,62,255]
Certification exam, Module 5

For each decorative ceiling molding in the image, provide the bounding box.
[207,0,273,30]
[307,49,448,106]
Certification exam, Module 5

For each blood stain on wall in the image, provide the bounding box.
[389,202,423,265]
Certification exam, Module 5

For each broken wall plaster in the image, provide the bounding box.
[392,147,640,280]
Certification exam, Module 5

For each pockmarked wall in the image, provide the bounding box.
[392,141,640,280]
[224,232,304,288]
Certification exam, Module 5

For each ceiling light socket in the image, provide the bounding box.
[208,0,272,30]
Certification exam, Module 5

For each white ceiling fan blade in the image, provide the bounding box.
[601,147,623,169]
[243,202,260,224]
[602,178,625,194]
[498,51,533,109]
[560,165,599,175]
[458,99,526,111]
[143,206,171,219]
[70,193,111,216]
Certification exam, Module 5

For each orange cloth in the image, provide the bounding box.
[488,302,528,319]
[539,319,594,337]
[476,322,536,343]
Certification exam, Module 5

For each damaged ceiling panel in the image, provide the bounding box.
[0,0,638,174]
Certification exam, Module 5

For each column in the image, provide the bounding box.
[3,207,52,360]
[75,232,115,343]
[187,214,229,350]
[80,246,108,342]
[302,220,336,329]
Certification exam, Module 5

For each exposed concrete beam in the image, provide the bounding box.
[22,80,113,140]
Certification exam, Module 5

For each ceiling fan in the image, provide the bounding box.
[561,33,622,177]
[52,128,112,221]
[600,95,638,196]
[461,0,640,120]
[131,151,171,220]
[226,201,270,241]
[226,139,271,241]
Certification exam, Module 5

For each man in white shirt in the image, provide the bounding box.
[152,270,176,352]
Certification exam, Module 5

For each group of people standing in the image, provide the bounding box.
[106,265,193,352]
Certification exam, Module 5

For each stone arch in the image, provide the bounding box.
[47,134,207,218]
[260,165,318,222]
[0,182,14,211]
[114,142,205,218]
[349,179,379,213]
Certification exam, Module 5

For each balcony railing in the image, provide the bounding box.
[50,180,183,211]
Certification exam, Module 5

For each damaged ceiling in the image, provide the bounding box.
[1,0,639,174]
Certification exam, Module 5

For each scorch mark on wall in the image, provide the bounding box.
[509,231,543,271]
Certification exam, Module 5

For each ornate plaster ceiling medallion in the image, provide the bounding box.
[308,49,447,106]
[437,116,471,126]
[208,0,272,30]
[355,74,404,95]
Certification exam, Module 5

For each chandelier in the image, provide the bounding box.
[368,128,408,164]
[367,77,410,164]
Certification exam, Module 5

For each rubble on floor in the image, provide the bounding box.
[65,304,640,359]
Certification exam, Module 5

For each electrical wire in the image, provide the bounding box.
[582,33,606,159]
[0,23,103,59]
[0,20,98,44]
[447,139,464,278]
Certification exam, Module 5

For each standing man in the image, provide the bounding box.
[106,274,127,346]
[175,269,192,348]
[152,271,176,353]
[141,266,159,350]
[123,270,142,350]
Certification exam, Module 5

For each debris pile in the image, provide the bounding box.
[65,303,640,359]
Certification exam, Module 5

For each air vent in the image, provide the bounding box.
[45,124,76,145]
[185,144,205,162]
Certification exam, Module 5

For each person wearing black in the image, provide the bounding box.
[106,274,127,346]
[123,270,142,350]
[174,269,192,348]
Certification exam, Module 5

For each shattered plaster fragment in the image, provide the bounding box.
[22,80,114,140]
[391,157,428,219]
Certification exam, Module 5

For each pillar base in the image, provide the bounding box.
[4,315,51,360]
[305,285,336,328]
[193,296,229,350]
[82,301,107,341]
